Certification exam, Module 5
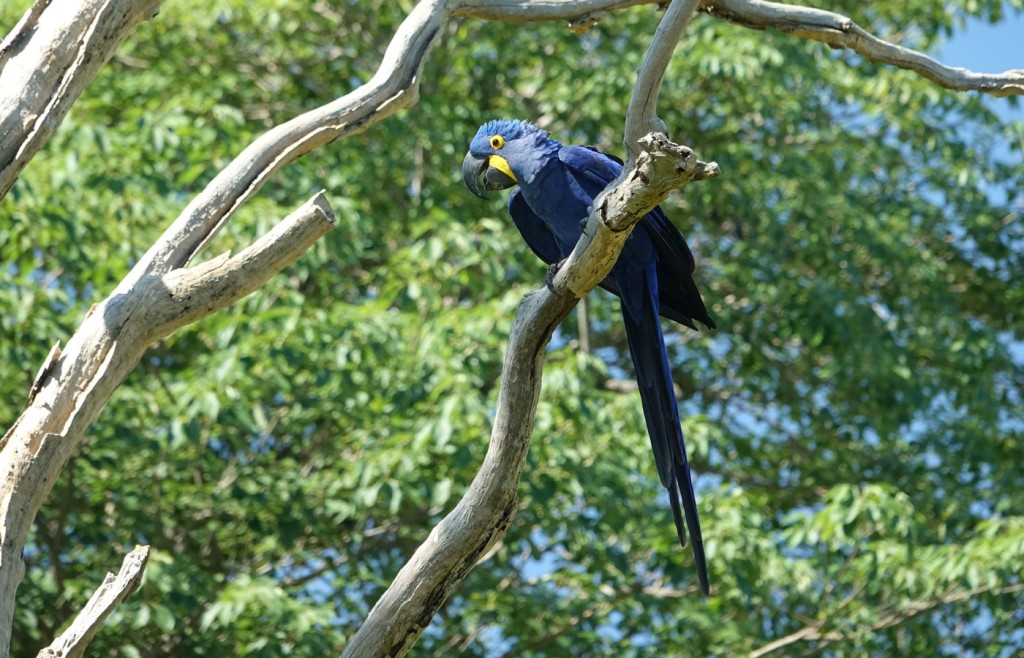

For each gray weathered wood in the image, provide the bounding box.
[702,0,1024,96]
[37,546,151,658]
[0,0,164,200]
[339,0,718,654]
[1,0,1019,655]
[0,195,335,655]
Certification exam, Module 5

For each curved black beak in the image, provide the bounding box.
[462,151,518,199]
[462,152,489,199]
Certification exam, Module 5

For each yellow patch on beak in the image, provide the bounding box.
[488,155,518,183]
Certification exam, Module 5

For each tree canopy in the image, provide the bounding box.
[1,0,1022,655]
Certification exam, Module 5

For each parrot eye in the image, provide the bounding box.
[489,135,505,149]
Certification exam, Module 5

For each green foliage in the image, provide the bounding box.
[2,0,1022,656]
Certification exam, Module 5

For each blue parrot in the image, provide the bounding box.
[463,119,715,595]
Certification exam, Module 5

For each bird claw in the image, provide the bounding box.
[545,258,568,293]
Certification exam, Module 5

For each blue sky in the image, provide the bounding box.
[939,10,1024,72]
[938,10,1024,120]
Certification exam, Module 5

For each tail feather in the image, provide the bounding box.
[675,463,709,595]
[620,267,710,596]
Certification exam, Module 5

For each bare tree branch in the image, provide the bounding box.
[340,1,716,655]
[558,134,717,304]
[704,0,1024,97]
[149,193,337,336]
[459,0,1024,98]
[0,194,334,654]
[341,138,716,658]
[454,0,648,21]
[0,1,660,652]
[1,0,1019,654]
[1,0,1017,210]
[624,0,703,152]
[0,0,164,200]
[36,545,150,658]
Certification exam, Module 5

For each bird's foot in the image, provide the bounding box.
[545,258,568,293]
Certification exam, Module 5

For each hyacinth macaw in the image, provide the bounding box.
[462,119,715,595]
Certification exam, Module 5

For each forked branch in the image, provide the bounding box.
[340,0,716,655]
[0,195,335,655]
[1,0,1019,655]
[37,546,151,658]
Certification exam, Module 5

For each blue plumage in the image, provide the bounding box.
[463,120,714,595]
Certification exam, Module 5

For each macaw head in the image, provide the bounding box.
[462,119,553,198]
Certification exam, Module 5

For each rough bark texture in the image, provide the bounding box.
[37,546,151,658]
[0,0,165,200]
[703,0,1024,97]
[0,194,335,655]
[1,0,1020,655]
[340,1,718,654]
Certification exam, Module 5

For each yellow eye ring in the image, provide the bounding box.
[489,135,505,149]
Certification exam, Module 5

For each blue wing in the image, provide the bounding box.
[509,185,629,301]
[508,189,563,264]
[558,146,715,330]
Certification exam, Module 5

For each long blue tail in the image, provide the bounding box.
[619,267,709,595]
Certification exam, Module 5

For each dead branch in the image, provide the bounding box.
[0,0,164,200]
[1,0,1019,655]
[703,0,1024,96]
[749,582,1024,658]
[0,195,334,654]
[339,1,715,654]
[37,545,151,658]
